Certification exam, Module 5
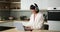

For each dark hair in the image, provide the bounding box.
[30,5,35,9]
[36,10,39,13]
[30,5,39,13]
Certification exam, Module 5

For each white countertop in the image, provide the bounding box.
[1,28,60,32]
[0,20,48,26]
[0,20,48,32]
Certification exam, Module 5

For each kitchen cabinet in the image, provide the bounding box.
[10,3,20,9]
[10,0,21,2]
[0,3,10,9]
[48,21,60,31]
[0,1,10,18]
[0,0,21,2]
[0,0,21,9]
[0,0,5,1]
[0,0,21,20]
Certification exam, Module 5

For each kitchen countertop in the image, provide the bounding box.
[0,20,48,27]
[0,20,48,24]
[1,28,31,32]
[0,20,60,32]
[1,28,60,32]
[32,30,60,32]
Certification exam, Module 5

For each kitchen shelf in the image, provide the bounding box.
[10,3,20,9]
[0,0,21,10]
[0,1,6,2]
[0,3,10,9]
[0,9,10,10]
[9,0,21,2]
[0,0,20,1]
[11,2,21,3]
[10,9,21,11]
[0,0,5,1]
[0,1,21,3]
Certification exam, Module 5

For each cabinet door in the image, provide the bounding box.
[0,22,14,27]
[48,21,60,31]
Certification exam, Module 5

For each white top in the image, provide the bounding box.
[26,12,44,29]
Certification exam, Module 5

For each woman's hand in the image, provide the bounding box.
[24,26,31,29]
[24,26,33,31]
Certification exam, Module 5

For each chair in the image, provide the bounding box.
[43,24,49,30]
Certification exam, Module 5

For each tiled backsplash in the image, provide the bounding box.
[10,10,32,19]
[0,10,47,20]
[10,10,47,19]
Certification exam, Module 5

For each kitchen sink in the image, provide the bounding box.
[0,26,15,31]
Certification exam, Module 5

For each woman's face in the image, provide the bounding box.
[31,9,36,14]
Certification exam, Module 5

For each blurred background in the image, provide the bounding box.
[0,0,60,31]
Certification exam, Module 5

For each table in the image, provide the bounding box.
[1,28,60,32]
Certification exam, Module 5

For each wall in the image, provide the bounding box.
[10,10,31,19]
[48,0,60,7]
[21,0,48,10]
[0,10,10,20]
[21,0,60,10]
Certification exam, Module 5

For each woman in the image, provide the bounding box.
[25,4,44,30]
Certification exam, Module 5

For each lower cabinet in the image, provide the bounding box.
[48,21,60,31]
